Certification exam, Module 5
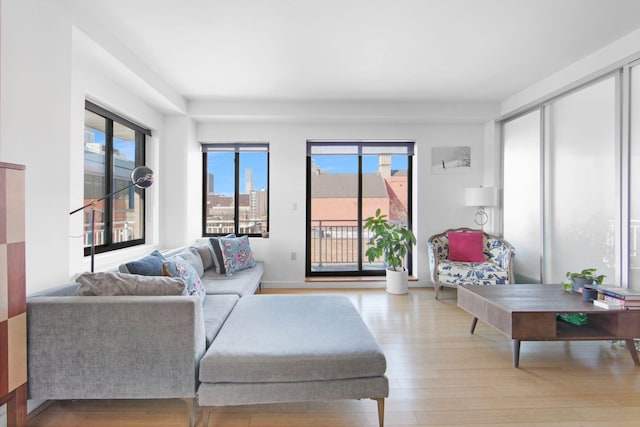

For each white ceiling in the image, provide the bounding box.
[74,0,640,104]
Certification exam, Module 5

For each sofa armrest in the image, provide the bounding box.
[27,295,206,400]
[485,238,515,283]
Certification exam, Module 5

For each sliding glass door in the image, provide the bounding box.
[630,64,640,290]
[306,141,413,276]
[503,110,542,283]
[502,75,618,285]
[543,75,617,284]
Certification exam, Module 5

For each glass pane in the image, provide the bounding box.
[239,152,268,234]
[205,152,236,234]
[112,122,141,243]
[310,155,359,272]
[503,110,541,283]
[630,65,640,290]
[362,154,409,271]
[84,110,107,248]
[544,76,617,284]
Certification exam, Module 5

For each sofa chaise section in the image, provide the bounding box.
[198,294,389,427]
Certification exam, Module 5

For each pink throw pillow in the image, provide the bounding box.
[448,232,485,262]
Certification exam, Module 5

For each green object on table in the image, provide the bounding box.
[558,312,588,326]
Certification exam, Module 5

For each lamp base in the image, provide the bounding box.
[474,207,488,226]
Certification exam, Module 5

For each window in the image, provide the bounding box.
[83,100,150,255]
[202,143,269,237]
[306,141,414,277]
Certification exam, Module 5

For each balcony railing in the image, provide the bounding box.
[310,220,384,271]
[204,218,265,235]
[83,221,135,246]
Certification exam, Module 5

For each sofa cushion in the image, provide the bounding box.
[118,250,165,276]
[202,295,239,347]
[437,260,508,285]
[201,261,263,296]
[214,235,256,276]
[76,272,187,296]
[190,243,214,271]
[177,249,204,277]
[448,231,484,262]
[162,255,205,297]
[199,295,387,384]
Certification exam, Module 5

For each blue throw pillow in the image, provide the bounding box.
[119,250,165,276]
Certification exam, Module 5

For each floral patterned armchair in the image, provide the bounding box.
[427,228,515,299]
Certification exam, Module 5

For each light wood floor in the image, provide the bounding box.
[28,287,640,426]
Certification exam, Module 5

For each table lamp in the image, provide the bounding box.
[465,186,497,227]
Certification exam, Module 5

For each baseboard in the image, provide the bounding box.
[261,280,432,289]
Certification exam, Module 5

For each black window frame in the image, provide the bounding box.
[201,142,270,237]
[305,140,414,277]
[84,100,150,256]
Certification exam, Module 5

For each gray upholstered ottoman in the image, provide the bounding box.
[197,294,389,426]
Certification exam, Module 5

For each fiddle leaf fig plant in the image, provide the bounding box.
[363,208,416,272]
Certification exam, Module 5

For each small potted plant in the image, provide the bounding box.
[563,268,605,293]
[363,208,416,294]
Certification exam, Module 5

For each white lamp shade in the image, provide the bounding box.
[465,187,497,207]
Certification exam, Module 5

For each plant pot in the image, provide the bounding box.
[386,268,408,295]
[571,277,594,293]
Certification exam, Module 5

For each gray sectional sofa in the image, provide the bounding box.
[27,239,388,427]
[27,240,263,427]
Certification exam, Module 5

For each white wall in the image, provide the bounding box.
[198,120,488,288]
[0,0,177,293]
[501,28,640,115]
[68,30,168,278]
[161,115,201,248]
[0,0,74,293]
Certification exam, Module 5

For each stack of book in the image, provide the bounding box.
[593,285,640,310]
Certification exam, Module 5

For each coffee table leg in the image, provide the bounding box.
[625,339,640,366]
[513,340,521,368]
[470,317,478,334]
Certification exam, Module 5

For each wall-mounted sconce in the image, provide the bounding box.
[465,186,497,227]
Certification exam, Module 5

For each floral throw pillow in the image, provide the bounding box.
[216,235,256,276]
[208,234,236,274]
[162,255,205,297]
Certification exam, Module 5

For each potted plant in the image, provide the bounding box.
[563,268,605,293]
[363,208,416,294]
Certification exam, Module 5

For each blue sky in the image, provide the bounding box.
[114,138,136,160]
[312,155,408,174]
[207,152,268,196]
[87,128,136,161]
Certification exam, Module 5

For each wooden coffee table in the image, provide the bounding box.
[457,284,640,367]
